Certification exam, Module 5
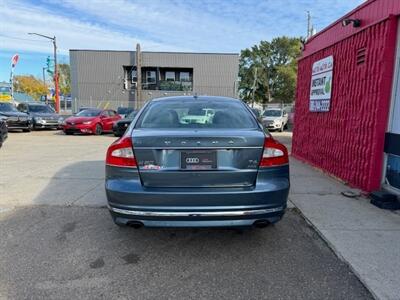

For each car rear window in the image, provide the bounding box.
[136,99,257,129]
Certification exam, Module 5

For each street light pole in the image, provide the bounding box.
[28,33,60,113]
[42,67,46,85]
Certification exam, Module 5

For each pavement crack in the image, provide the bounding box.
[69,182,104,206]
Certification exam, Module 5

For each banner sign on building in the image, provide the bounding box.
[310,55,333,112]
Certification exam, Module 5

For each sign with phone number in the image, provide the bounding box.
[310,56,333,112]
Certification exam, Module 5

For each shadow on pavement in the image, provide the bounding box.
[0,159,372,299]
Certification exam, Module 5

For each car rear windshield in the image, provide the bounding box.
[76,109,101,117]
[136,99,257,129]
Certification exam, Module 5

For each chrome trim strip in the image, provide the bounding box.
[108,205,284,217]
[133,146,263,150]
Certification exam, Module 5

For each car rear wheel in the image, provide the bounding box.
[94,124,103,135]
[22,128,31,132]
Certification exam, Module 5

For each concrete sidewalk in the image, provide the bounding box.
[289,157,400,300]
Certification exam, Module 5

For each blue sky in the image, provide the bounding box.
[0,0,364,82]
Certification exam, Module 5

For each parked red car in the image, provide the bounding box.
[62,109,121,135]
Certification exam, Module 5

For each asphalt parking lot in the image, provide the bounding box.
[0,131,372,299]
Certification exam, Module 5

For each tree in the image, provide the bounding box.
[13,75,47,100]
[239,36,301,104]
[58,64,71,96]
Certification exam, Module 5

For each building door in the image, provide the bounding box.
[385,22,400,192]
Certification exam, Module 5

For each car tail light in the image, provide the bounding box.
[259,137,288,167]
[106,136,137,168]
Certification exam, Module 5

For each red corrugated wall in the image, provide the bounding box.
[292,16,398,192]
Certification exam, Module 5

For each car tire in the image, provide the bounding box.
[65,131,73,135]
[280,123,284,132]
[94,124,103,135]
[23,128,31,132]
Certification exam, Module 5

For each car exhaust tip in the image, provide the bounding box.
[127,221,143,229]
[254,220,270,228]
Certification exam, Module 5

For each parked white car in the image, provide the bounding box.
[262,109,289,132]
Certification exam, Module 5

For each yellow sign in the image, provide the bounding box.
[0,94,12,102]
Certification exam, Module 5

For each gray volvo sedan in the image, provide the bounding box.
[105,96,289,228]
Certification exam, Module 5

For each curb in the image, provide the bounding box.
[292,204,380,300]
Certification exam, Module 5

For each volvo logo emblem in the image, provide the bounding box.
[186,157,199,164]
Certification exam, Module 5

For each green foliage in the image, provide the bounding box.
[239,36,301,104]
[58,64,71,96]
[13,75,47,100]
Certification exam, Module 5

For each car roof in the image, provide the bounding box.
[150,95,241,103]
[25,102,47,106]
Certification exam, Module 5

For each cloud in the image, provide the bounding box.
[0,0,188,56]
[42,0,364,52]
[0,0,365,57]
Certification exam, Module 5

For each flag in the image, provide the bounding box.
[11,54,19,68]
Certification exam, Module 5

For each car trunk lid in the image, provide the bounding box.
[132,129,264,188]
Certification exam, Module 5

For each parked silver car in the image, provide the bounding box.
[262,109,289,132]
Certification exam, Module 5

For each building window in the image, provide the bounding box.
[131,68,137,82]
[180,72,190,82]
[146,71,156,83]
[165,71,175,81]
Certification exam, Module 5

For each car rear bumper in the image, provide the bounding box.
[106,165,289,227]
[108,205,286,227]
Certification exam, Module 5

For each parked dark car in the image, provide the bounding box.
[117,107,134,118]
[0,102,32,132]
[113,110,137,137]
[62,108,121,135]
[0,116,8,148]
[17,102,60,129]
[106,96,289,228]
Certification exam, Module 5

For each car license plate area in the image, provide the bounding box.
[180,150,217,170]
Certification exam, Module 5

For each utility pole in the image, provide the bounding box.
[306,11,312,39]
[135,43,142,110]
[28,33,60,113]
[42,67,46,85]
[53,36,60,112]
[251,67,258,108]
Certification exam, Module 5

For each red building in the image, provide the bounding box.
[293,0,400,193]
